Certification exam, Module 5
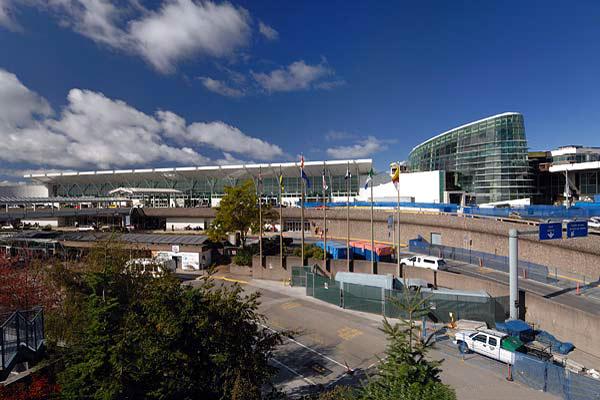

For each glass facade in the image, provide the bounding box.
[409,113,533,203]
[47,173,361,205]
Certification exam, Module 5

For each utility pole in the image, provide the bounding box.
[509,228,537,320]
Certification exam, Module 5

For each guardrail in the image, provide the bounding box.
[409,239,596,291]
[1,308,44,376]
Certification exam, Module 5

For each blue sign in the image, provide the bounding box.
[539,223,563,240]
[387,215,394,231]
[567,221,588,238]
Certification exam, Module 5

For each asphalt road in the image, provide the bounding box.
[187,275,560,399]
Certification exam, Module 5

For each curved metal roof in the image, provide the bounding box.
[409,112,522,153]
[25,159,373,185]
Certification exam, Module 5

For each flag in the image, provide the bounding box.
[345,166,351,180]
[301,155,310,188]
[279,175,284,192]
[364,167,374,189]
[322,169,328,191]
[391,166,399,191]
[391,167,399,183]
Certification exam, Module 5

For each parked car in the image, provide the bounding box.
[400,255,447,271]
[453,329,519,364]
[77,225,95,232]
[1,224,13,230]
[588,217,600,229]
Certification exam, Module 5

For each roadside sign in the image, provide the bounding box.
[567,221,588,238]
[172,245,180,253]
[387,215,394,231]
[539,223,562,240]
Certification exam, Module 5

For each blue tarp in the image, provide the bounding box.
[315,240,353,260]
[536,331,575,355]
[495,320,534,342]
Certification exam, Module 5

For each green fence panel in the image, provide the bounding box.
[291,266,311,287]
[306,272,314,297]
[313,274,341,306]
[384,289,424,319]
[343,282,383,314]
[493,296,510,323]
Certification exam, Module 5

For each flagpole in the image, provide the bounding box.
[279,166,283,271]
[259,166,262,265]
[370,169,374,274]
[346,161,350,272]
[397,163,401,277]
[323,164,327,266]
[301,159,305,265]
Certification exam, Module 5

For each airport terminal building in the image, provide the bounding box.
[23,159,372,208]
[408,112,534,204]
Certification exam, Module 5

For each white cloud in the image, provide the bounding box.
[187,121,284,160]
[326,136,386,159]
[199,76,245,97]
[129,0,252,73]
[215,152,250,165]
[0,68,285,171]
[0,0,20,31]
[258,20,278,40]
[325,131,356,141]
[315,79,346,90]
[0,69,52,127]
[20,0,252,73]
[252,60,333,92]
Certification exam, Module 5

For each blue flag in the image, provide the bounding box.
[302,169,310,188]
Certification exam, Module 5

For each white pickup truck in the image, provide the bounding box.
[454,329,517,364]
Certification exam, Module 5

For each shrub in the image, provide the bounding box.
[233,247,255,266]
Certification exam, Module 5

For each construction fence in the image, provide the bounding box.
[292,267,600,400]
[513,352,600,400]
[294,267,507,326]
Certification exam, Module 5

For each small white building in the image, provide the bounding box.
[357,170,446,204]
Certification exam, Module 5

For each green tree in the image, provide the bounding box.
[57,242,282,399]
[358,286,456,400]
[208,181,259,247]
[293,244,324,262]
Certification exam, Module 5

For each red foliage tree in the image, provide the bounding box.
[0,371,60,399]
[0,253,60,314]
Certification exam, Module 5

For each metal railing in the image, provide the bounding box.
[409,239,596,291]
[1,307,44,372]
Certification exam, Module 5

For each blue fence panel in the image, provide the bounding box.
[546,363,568,398]
[569,370,600,400]
[513,352,547,391]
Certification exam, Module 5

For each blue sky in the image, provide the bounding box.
[1,0,599,181]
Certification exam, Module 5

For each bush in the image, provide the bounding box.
[233,247,255,266]
[293,244,324,261]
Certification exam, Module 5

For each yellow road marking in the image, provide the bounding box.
[210,276,249,284]
[307,334,324,345]
[281,302,301,310]
[338,327,363,341]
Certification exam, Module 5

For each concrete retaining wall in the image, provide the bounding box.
[248,254,599,357]
[289,208,600,278]
[229,265,252,276]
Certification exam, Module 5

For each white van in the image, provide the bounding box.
[400,255,447,271]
